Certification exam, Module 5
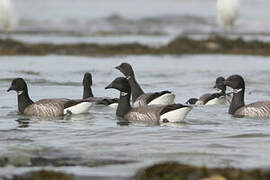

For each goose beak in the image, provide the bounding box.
[115,65,121,71]
[7,86,13,92]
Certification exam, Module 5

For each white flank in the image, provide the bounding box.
[64,102,93,115]
[108,103,118,109]
[195,100,205,105]
[205,96,227,105]
[0,0,15,31]
[148,93,175,106]
[160,107,192,123]
[217,0,239,28]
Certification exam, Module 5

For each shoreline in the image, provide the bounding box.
[7,162,270,180]
[1,36,270,56]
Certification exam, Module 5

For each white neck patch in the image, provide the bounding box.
[17,91,23,95]
[126,76,131,80]
[233,88,242,94]
[121,92,128,96]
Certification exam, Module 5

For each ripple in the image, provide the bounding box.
[226,133,270,138]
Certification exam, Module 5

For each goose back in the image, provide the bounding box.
[133,91,175,107]
[235,101,270,118]
[24,98,92,117]
[125,105,164,122]
[195,93,212,105]
[24,98,69,117]
[204,93,226,105]
[125,104,192,123]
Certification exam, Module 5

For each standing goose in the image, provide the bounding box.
[115,63,175,107]
[186,77,231,105]
[225,74,270,118]
[82,72,118,108]
[105,77,192,123]
[7,78,93,117]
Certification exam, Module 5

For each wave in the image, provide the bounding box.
[8,14,210,36]
[226,133,270,138]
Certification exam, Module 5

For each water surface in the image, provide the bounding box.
[1,55,270,178]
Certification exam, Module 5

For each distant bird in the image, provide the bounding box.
[0,0,15,31]
[217,0,239,29]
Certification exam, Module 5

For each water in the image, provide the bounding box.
[0,55,270,179]
[1,0,270,45]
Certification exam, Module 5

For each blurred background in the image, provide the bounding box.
[1,0,270,45]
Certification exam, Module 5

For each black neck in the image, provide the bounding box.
[128,76,144,103]
[221,89,226,95]
[83,85,94,99]
[116,91,132,118]
[17,91,34,114]
[229,88,245,114]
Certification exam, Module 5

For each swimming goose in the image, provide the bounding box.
[105,77,192,123]
[115,63,175,107]
[7,78,93,117]
[225,74,270,118]
[186,77,231,105]
[82,72,118,108]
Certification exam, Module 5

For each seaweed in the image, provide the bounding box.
[1,36,270,56]
[132,162,270,180]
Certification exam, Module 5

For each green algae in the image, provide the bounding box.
[132,162,270,180]
[6,162,270,180]
[1,36,270,56]
[12,170,74,180]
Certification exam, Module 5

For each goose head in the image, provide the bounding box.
[224,74,245,91]
[7,78,28,95]
[214,76,226,93]
[115,63,135,79]
[105,77,131,94]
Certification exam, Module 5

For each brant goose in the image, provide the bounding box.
[115,63,175,107]
[82,72,118,108]
[7,78,93,117]
[105,77,192,123]
[186,77,231,105]
[225,74,270,118]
